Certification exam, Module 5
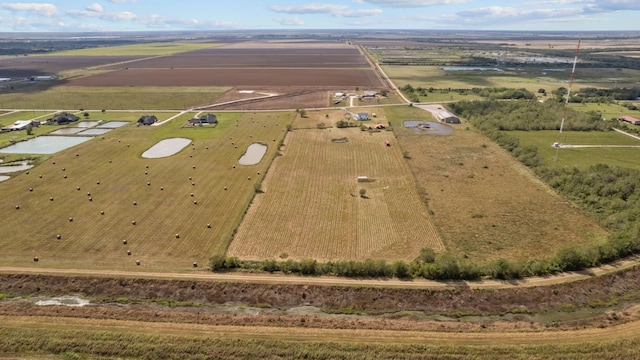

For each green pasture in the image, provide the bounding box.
[0,86,230,110]
[41,42,221,57]
[568,102,640,121]
[383,65,640,94]
[0,110,294,271]
[511,130,640,169]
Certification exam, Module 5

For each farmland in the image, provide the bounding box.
[229,110,443,262]
[0,112,293,271]
[2,31,640,359]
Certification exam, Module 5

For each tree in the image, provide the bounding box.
[359,188,367,198]
[297,109,308,118]
[83,112,89,118]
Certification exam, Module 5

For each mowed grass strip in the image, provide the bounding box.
[512,130,640,169]
[0,111,293,271]
[0,86,230,110]
[42,42,222,57]
[228,112,443,262]
[385,106,608,263]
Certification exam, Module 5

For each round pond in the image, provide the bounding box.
[403,121,454,135]
[239,143,268,165]
[141,138,192,158]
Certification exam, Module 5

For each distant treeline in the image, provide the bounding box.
[400,85,535,102]
[555,87,640,102]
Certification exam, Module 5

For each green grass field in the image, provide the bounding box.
[0,111,294,271]
[40,42,220,57]
[511,130,640,169]
[0,86,230,110]
[568,103,640,121]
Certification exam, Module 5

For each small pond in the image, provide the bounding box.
[0,136,93,154]
[403,121,454,135]
[0,175,9,182]
[239,143,268,165]
[98,121,129,129]
[78,128,112,136]
[141,138,192,158]
[76,121,103,128]
[0,160,34,173]
[51,127,84,135]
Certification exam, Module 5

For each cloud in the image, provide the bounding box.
[1,2,59,17]
[269,3,381,18]
[86,3,103,13]
[108,0,137,3]
[274,16,304,26]
[358,0,470,7]
[584,0,640,13]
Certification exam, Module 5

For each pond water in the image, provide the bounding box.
[78,128,112,136]
[239,143,268,165]
[0,161,34,173]
[51,127,84,135]
[441,66,503,72]
[403,121,454,135]
[141,138,192,158]
[0,136,93,154]
[0,175,9,182]
[77,121,103,128]
[98,121,129,128]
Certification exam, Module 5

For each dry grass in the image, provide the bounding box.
[386,106,608,263]
[0,111,293,271]
[228,109,443,262]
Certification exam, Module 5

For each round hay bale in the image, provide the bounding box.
[145,165,149,169]
[33,256,39,262]
[50,197,54,201]
[189,155,192,158]
[39,175,42,178]
[109,160,112,163]
[247,176,251,180]
[136,260,140,265]
[63,175,67,179]
[190,193,194,197]
[77,187,81,191]
[29,187,33,192]
[193,262,198,268]
[233,165,236,169]
[15,205,20,209]
[56,234,61,239]
[76,153,79,157]
[127,144,130,147]
[189,176,192,180]
[62,168,65,171]
[160,187,164,191]
[100,210,104,215]
[192,165,196,169]
[193,200,197,205]
[87,192,90,196]
[68,217,73,222]
[52,161,56,165]
[96,181,100,185]
[127,250,131,255]
[145,171,148,175]
[175,233,180,238]
[131,220,136,225]
[133,201,137,206]
[26,171,29,174]
[88,197,93,202]
[147,182,150,186]
[207,223,211,228]
[192,182,195,186]
[224,186,227,190]
[123,239,127,245]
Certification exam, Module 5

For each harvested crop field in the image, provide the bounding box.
[69,41,385,90]
[385,106,608,263]
[0,111,293,271]
[0,56,144,78]
[228,116,443,262]
[69,68,383,87]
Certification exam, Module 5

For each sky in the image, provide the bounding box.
[0,0,638,32]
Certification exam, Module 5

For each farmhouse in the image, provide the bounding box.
[1,120,39,132]
[436,110,461,124]
[138,115,158,126]
[29,75,56,81]
[354,113,370,121]
[50,112,79,125]
[188,113,218,125]
[620,115,640,125]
